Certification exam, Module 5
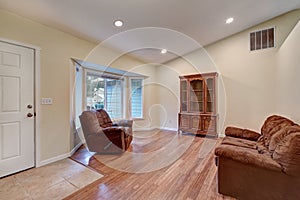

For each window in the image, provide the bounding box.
[86,71,123,119]
[130,78,143,119]
[73,59,147,130]
[250,27,275,51]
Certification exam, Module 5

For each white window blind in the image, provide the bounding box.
[106,79,123,119]
[130,79,143,118]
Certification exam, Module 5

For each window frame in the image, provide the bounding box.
[129,77,144,119]
[75,65,84,129]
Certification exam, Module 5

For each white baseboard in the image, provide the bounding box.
[37,141,83,167]
[159,127,178,132]
[133,126,178,132]
[70,141,83,156]
[218,133,225,137]
[37,152,70,167]
[133,126,160,131]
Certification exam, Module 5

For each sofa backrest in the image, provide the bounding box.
[95,109,113,128]
[272,126,300,176]
[269,125,299,153]
[259,115,295,148]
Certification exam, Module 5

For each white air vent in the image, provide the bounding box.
[250,27,275,51]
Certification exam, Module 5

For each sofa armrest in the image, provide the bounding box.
[102,127,125,149]
[84,129,123,152]
[215,144,281,172]
[113,119,133,127]
[273,132,300,176]
[225,126,261,141]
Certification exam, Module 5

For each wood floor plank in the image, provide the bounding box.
[66,130,235,200]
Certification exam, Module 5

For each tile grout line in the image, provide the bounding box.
[67,157,105,176]
[63,177,80,189]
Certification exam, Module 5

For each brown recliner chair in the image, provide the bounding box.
[79,109,133,153]
[215,115,300,200]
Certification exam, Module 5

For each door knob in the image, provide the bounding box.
[27,113,33,118]
[27,104,33,109]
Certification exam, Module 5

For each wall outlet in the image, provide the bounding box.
[41,98,53,105]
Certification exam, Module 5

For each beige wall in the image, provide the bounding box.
[161,9,300,133]
[207,9,300,132]
[277,20,300,123]
[0,10,96,162]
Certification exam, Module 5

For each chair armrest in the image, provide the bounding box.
[215,144,281,172]
[225,126,261,141]
[102,127,124,138]
[113,119,133,127]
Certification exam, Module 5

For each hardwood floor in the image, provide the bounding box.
[66,130,235,200]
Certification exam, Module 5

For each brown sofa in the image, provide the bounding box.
[215,115,300,200]
[79,109,133,153]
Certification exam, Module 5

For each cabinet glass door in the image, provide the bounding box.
[189,79,203,112]
[180,80,188,112]
[205,78,214,113]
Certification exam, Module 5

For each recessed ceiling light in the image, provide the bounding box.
[226,17,234,24]
[161,49,167,54]
[114,20,124,27]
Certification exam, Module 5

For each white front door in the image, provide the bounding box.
[0,41,35,177]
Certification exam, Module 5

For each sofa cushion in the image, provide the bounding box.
[215,144,281,172]
[259,115,295,148]
[222,136,257,149]
[273,130,300,176]
[95,109,113,128]
[225,127,261,141]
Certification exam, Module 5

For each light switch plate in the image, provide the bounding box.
[41,98,53,105]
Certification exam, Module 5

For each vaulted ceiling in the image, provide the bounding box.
[1,0,300,63]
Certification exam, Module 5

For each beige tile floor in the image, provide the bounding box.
[0,158,103,200]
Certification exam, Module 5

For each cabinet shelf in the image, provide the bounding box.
[192,90,203,92]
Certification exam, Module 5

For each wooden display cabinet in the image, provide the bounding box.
[178,72,218,136]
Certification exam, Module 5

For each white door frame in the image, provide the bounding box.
[0,37,42,167]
